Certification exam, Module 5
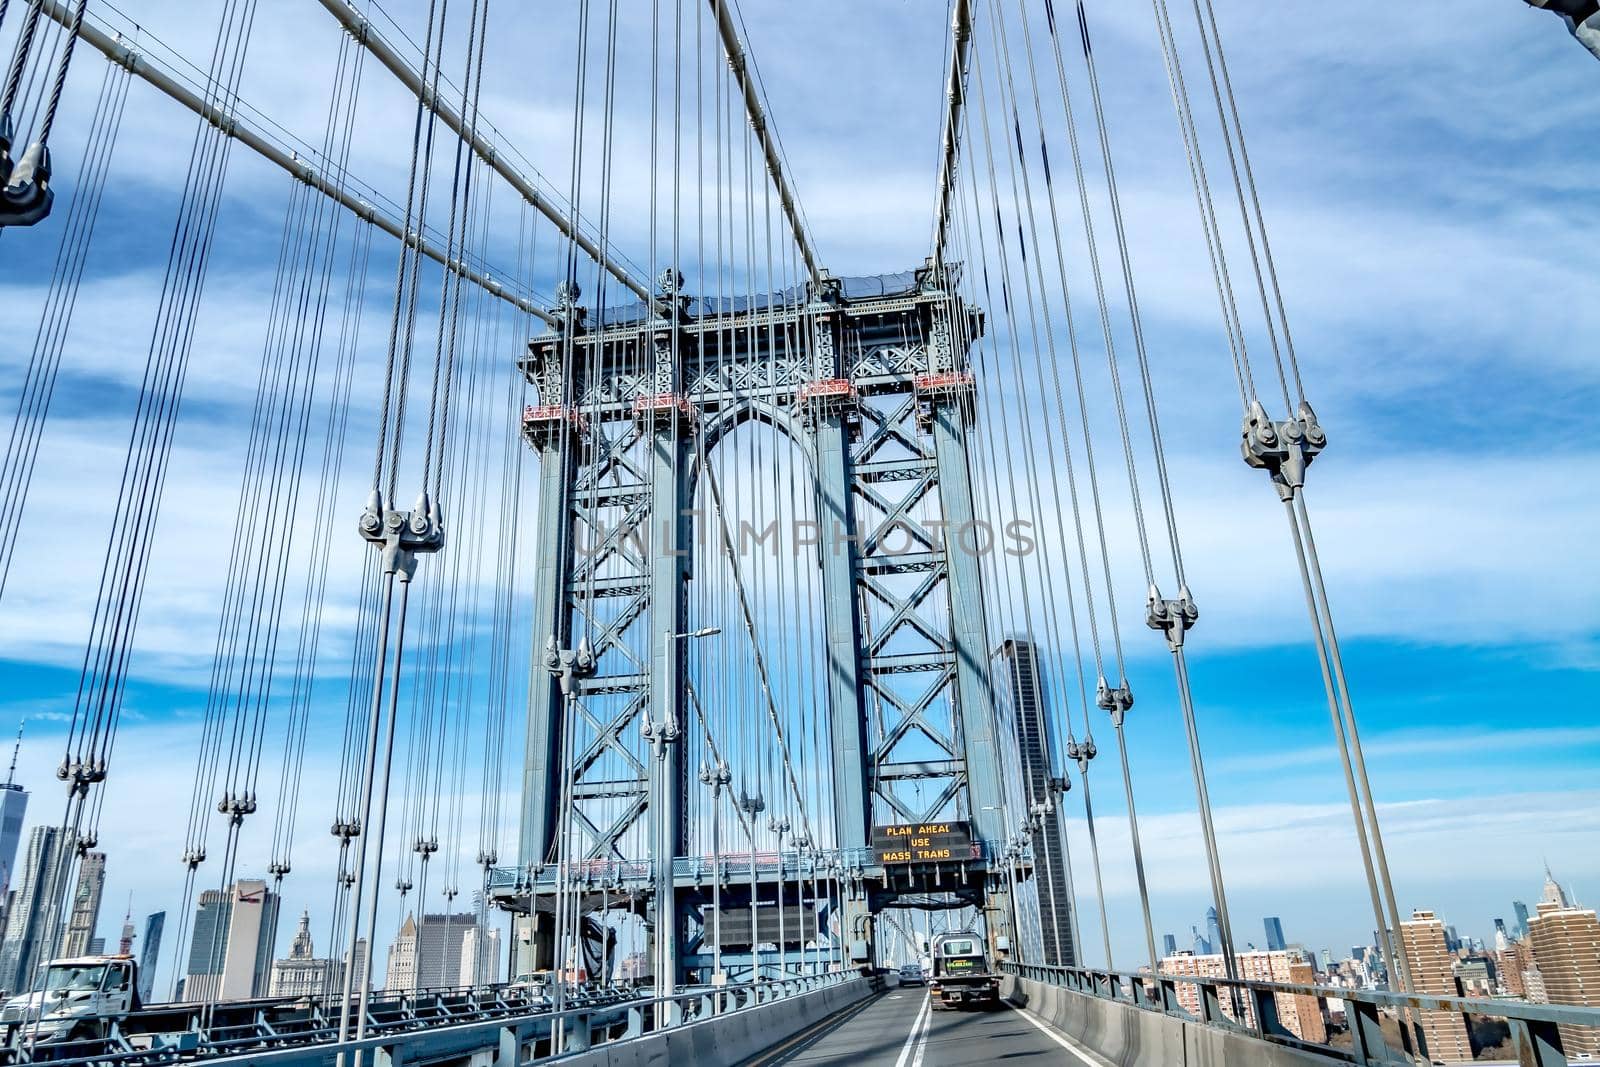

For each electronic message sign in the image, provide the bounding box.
[870,821,978,864]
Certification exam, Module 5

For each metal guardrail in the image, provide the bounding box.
[1003,961,1600,1067]
[18,972,861,1067]
[202,971,860,1067]
[4,983,575,1066]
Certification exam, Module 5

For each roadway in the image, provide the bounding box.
[743,980,1104,1066]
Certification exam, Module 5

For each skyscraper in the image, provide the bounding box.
[0,729,29,897]
[459,925,503,986]
[269,912,341,998]
[185,889,230,999]
[1513,900,1532,939]
[1263,916,1286,953]
[185,880,280,1001]
[994,638,1075,966]
[1398,909,1472,1062]
[1161,932,1178,958]
[1525,872,1600,1057]
[1206,907,1224,957]
[62,851,107,957]
[1159,947,1326,1043]
[0,824,72,995]
[385,913,474,990]
[138,912,165,1002]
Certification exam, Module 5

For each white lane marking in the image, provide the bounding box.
[893,992,931,1067]
[1008,1004,1103,1066]
[910,998,932,1067]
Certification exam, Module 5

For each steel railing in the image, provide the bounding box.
[1003,961,1600,1067]
[14,971,863,1067]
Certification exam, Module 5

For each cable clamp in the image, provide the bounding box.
[1146,584,1199,651]
[358,488,445,577]
[1241,400,1326,501]
[543,636,596,698]
[0,130,54,229]
[1095,677,1134,728]
[1064,737,1096,771]
[216,790,258,824]
[56,757,107,795]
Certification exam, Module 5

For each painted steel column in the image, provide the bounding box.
[927,388,1016,954]
[641,290,692,997]
[805,297,874,966]
[814,414,868,840]
[518,436,574,875]
[646,421,691,994]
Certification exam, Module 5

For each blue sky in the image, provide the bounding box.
[0,0,1596,991]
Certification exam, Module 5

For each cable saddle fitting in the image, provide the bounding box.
[1147,585,1199,651]
[1095,677,1135,728]
[56,757,107,793]
[1065,737,1096,771]
[358,489,444,577]
[543,636,595,696]
[217,791,258,824]
[1241,400,1326,501]
[0,112,54,228]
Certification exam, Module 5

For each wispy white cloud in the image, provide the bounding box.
[1214,724,1600,774]
[1065,788,1600,967]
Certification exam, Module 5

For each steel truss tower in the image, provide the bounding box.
[504,263,1018,987]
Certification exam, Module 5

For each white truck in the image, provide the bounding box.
[0,955,141,1047]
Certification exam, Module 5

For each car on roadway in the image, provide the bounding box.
[897,963,925,986]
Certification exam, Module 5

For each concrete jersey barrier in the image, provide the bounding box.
[1003,974,1342,1067]
[556,978,872,1067]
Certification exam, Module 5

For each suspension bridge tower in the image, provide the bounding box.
[502,259,1023,989]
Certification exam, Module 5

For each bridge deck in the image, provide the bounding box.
[744,981,1097,1066]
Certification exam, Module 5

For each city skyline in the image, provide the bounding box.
[0,764,1572,1006]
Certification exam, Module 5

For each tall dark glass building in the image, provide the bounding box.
[994,637,1075,966]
